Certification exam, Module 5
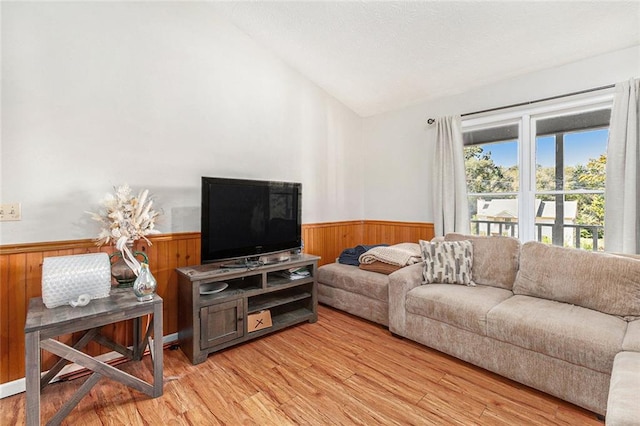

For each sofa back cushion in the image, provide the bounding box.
[444,233,520,290]
[513,241,640,317]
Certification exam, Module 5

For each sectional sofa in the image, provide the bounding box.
[317,234,640,423]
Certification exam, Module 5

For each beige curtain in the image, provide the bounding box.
[605,78,640,254]
[431,115,470,237]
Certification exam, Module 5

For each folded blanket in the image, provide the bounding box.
[359,261,402,275]
[358,242,422,267]
[338,244,388,266]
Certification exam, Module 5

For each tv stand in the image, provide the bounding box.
[177,254,319,364]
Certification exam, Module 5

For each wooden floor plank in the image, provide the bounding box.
[440,372,564,424]
[278,395,341,425]
[274,365,381,425]
[239,391,296,426]
[416,377,488,425]
[0,305,603,425]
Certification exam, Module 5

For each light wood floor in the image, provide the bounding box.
[1,305,602,425]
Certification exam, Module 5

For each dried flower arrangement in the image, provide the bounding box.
[89,184,161,248]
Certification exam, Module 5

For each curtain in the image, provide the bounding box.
[431,115,470,237]
[605,78,640,254]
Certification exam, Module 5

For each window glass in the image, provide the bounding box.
[536,129,608,192]
[464,141,518,193]
[462,101,611,252]
[468,194,519,237]
[564,129,608,191]
[534,117,608,250]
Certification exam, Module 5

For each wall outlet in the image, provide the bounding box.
[0,203,21,221]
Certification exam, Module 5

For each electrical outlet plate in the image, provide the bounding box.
[0,203,21,221]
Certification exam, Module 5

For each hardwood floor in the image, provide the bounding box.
[0,305,602,425]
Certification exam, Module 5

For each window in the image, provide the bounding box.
[463,125,519,238]
[463,93,613,251]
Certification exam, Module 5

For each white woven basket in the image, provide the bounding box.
[42,253,111,308]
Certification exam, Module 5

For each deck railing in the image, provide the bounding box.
[470,220,604,251]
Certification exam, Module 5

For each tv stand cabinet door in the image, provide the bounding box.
[200,299,244,350]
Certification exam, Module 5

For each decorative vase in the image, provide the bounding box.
[110,243,149,288]
[133,262,157,302]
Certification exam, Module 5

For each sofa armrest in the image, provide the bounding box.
[388,263,423,335]
[606,351,640,425]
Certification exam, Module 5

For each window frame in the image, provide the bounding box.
[462,91,614,245]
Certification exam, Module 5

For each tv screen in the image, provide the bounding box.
[201,177,302,264]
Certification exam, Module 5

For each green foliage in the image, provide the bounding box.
[576,194,605,225]
[464,146,514,193]
[569,154,606,237]
[536,165,559,191]
[575,154,606,190]
[580,240,594,251]
[504,166,519,191]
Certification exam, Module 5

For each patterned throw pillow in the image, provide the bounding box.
[419,240,475,286]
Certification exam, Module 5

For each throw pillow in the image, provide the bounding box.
[419,239,475,286]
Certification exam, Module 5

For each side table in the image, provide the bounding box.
[24,288,163,426]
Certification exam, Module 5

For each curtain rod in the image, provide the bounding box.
[426,83,615,125]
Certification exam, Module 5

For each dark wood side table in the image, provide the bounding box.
[24,288,163,426]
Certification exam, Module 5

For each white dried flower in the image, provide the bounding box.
[88,184,161,246]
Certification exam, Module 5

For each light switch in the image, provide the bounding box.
[0,203,21,221]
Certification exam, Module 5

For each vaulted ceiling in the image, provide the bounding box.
[213,1,640,117]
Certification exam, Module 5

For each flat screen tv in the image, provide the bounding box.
[201,177,302,265]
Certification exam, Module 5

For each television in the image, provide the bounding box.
[201,177,302,265]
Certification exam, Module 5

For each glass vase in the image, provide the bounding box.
[133,262,157,302]
[110,242,148,288]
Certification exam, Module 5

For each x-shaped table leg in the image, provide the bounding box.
[40,339,155,396]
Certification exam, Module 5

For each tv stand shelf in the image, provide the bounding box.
[177,254,319,364]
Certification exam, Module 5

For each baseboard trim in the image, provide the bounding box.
[0,378,25,400]
[0,333,179,399]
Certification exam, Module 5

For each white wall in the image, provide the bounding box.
[3,2,638,245]
[362,45,640,221]
[0,2,364,244]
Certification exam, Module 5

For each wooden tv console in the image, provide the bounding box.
[176,254,319,364]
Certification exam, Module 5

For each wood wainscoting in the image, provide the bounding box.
[0,232,201,385]
[0,220,433,385]
[303,220,434,266]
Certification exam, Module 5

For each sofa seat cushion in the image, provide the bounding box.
[317,262,389,302]
[487,295,626,373]
[405,284,513,335]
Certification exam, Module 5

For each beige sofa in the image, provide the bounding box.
[389,234,640,421]
[319,234,640,422]
[318,262,390,326]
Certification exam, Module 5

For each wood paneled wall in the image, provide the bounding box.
[0,220,432,385]
[0,233,201,384]
[303,220,434,266]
